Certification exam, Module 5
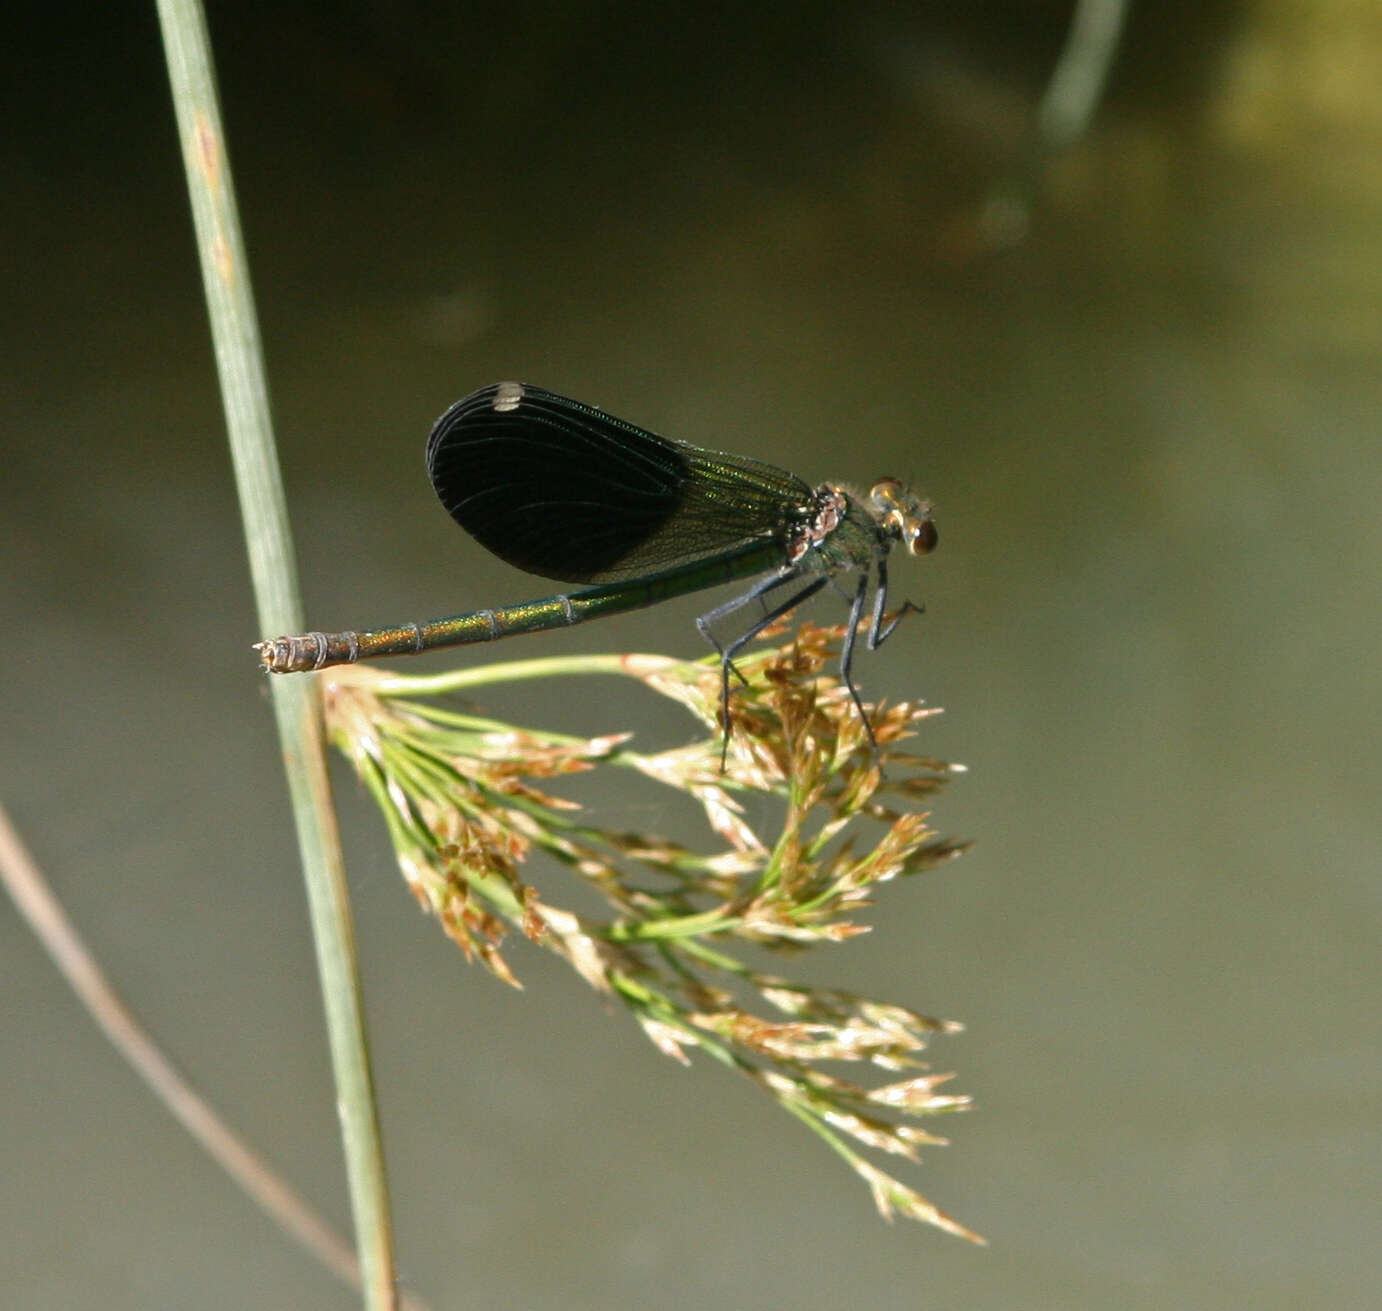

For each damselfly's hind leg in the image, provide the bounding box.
[696,569,826,766]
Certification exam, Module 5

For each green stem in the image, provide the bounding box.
[605,907,742,941]
[363,645,780,700]
[153,4,397,1306]
[366,653,643,698]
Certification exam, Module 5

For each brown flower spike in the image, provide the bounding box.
[320,620,981,1242]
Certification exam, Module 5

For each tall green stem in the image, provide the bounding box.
[154,3,397,1305]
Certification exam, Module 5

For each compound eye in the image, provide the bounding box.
[909,517,938,556]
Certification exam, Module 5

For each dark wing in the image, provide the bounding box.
[425,382,814,583]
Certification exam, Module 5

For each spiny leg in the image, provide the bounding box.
[696,566,805,692]
[699,573,828,766]
[697,568,800,755]
[702,569,807,701]
[838,571,883,758]
[866,556,925,650]
[844,560,928,761]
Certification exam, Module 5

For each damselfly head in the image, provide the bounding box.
[869,477,937,556]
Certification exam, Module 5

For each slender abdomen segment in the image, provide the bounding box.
[255,538,786,674]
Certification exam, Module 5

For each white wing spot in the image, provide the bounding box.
[493,381,524,412]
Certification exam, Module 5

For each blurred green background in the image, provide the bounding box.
[4,2,1379,1307]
